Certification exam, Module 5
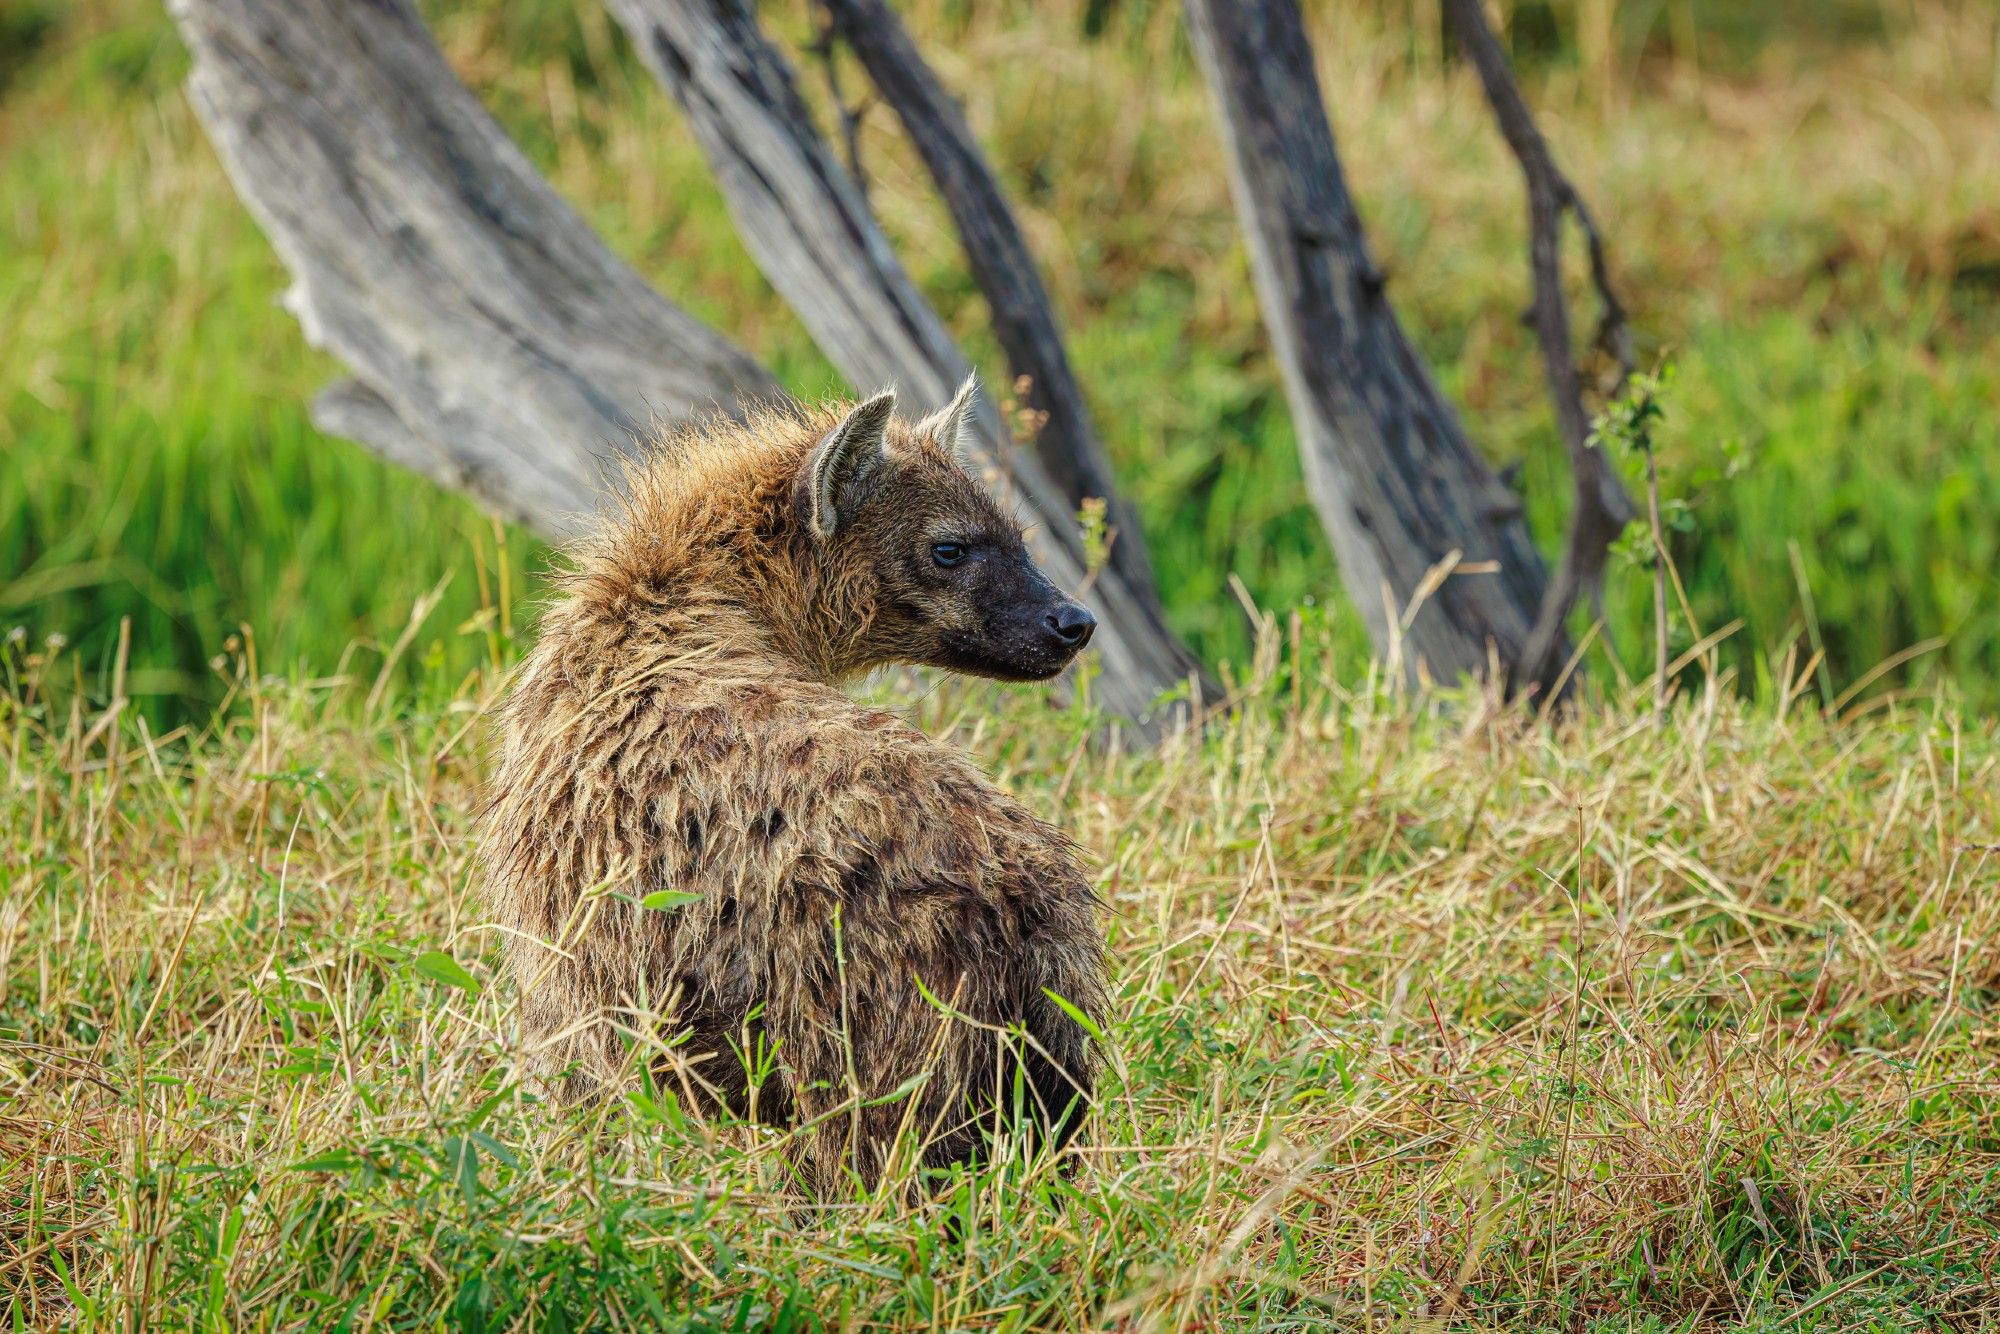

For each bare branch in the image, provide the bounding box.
[817,0,1165,612]
[604,0,1205,719]
[1441,0,1639,696]
[807,1,873,202]
[1184,0,1557,688]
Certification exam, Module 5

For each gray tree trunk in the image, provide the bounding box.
[169,0,776,538]
[605,0,1204,718]
[168,0,1196,722]
[1184,0,1561,691]
[816,0,1162,609]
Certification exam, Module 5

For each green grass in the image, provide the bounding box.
[4,633,1996,1328]
[5,3,1999,1327]
[4,0,1999,719]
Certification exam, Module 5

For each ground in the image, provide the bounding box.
[4,628,1996,1329]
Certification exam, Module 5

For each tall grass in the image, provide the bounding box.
[3,0,1998,715]
[5,5,1998,1327]
[3,625,1995,1327]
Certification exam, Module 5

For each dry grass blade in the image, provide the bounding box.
[3,613,1996,1328]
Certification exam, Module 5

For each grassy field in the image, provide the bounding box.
[5,2,2000,1328]
[3,0,1999,716]
[4,631,1997,1328]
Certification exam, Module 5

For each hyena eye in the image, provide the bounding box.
[931,541,969,568]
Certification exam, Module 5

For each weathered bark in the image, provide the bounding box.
[1184,0,1557,688]
[1441,0,1638,691]
[817,0,1163,607]
[169,0,777,539]
[606,0,1204,719]
[805,4,873,204]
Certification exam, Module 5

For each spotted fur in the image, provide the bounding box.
[480,392,1109,1193]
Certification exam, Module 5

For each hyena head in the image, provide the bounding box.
[795,379,1096,682]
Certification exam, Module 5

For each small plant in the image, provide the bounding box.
[1077,495,1111,582]
[1593,364,1675,713]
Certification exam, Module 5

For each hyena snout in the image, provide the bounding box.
[1045,600,1095,651]
[972,570,1096,680]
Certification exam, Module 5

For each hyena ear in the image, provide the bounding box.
[914,374,979,455]
[803,389,896,541]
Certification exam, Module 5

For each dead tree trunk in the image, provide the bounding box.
[815,0,1162,608]
[1184,0,1560,691]
[168,0,775,538]
[168,0,1195,722]
[1441,0,1638,689]
[605,0,1205,718]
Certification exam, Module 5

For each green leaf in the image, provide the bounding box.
[627,1087,688,1133]
[445,1135,480,1208]
[640,890,704,912]
[468,1130,519,1169]
[273,1056,336,1079]
[413,949,480,995]
[911,972,960,1018]
[860,1071,929,1108]
[45,1236,85,1314]
[288,1150,361,1173]
[1042,988,1107,1042]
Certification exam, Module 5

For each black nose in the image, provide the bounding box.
[1045,602,1096,649]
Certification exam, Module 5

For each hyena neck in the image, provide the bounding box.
[556,409,885,691]
[554,563,867,698]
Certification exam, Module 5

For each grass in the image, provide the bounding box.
[4,0,2000,719]
[4,616,1997,1329]
[5,6,1999,1320]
